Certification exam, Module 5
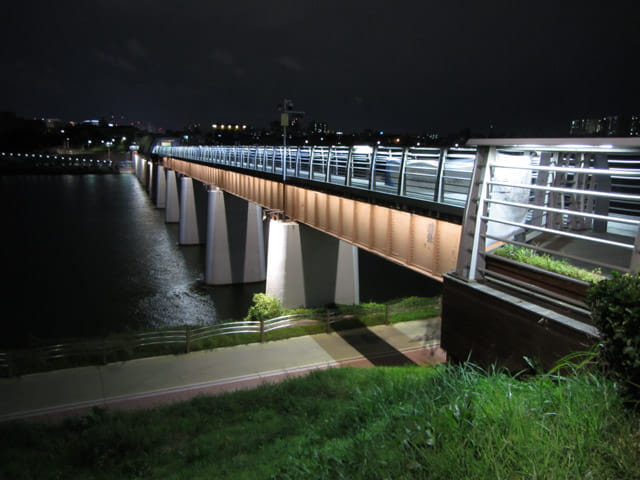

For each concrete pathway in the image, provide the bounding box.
[0,319,445,423]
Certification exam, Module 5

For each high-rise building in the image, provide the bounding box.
[569,114,638,136]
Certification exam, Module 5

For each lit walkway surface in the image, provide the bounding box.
[0,319,443,423]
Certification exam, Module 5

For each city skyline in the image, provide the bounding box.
[2,1,639,136]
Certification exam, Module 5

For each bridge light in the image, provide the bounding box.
[212,124,218,129]
[353,145,373,154]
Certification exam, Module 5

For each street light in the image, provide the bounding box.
[277,98,304,182]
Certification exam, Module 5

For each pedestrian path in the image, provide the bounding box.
[0,319,445,423]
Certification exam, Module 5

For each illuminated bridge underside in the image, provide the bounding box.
[162,157,461,280]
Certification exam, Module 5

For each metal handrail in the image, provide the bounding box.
[463,144,640,286]
[152,144,475,209]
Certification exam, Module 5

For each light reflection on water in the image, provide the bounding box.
[0,174,263,347]
[0,173,441,347]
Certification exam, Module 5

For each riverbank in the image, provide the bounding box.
[2,362,638,479]
[2,297,441,377]
[0,319,442,423]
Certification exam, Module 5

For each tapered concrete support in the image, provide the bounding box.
[143,159,151,190]
[165,169,180,223]
[266,221,359,308]
[335,241,360,305]
[152,164,166,208]
[204,189,266,285]
[179,176,207,245]
[147,161,154,195]
[133,154,141,179]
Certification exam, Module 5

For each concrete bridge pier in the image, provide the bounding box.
[146,161,154,196]
[204,188,266,285]
[133,154,141,179]
[179,176,207,245]
[165,169,180,223]
[151,164,166,207]
[266,220,359,308]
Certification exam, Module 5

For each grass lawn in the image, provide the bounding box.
[1,363,639,479]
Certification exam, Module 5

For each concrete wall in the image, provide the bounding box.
[441,273,599,371]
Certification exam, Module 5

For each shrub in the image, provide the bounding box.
[244,293,283,323]
[587,272,640,401]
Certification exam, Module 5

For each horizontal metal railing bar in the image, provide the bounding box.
[481,216,636,250]
[490,163,640,176]
[485,198,640,226]
[487,180,640,201]
[481,269,593,319]
[484,234,632,272]
[135,340,186,348]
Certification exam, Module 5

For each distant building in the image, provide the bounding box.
[569,114,639,136]
[311,121,328,134]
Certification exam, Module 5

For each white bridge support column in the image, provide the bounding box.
[266,221,359,309]
[152,164,166,207]
[179,176,207,245]
[143,159,151,191]
[204,188,266,285]
[133,154,141,179]
[165,169,180,223]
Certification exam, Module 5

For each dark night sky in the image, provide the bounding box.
[1,0,639,135]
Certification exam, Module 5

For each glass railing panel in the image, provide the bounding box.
[440,148,475,206]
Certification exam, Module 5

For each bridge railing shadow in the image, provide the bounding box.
[330,317,417,366]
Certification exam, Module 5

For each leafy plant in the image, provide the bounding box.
[244,293,283,323]
[587,272,640,401]
[493,244,604,283]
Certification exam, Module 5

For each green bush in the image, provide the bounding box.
[244,293,283,323]
[587,272,640,400]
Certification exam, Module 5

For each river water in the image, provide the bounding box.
[0,173,440,347]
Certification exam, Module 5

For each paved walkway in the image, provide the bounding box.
[0,319,445,423]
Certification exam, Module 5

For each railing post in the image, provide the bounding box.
[433,147,447,203]
[325,311,331,333]
[368,146,378,191]
[260,318,265,343]
[186,326,191,353]
[385,304,390,325]
[631,224,640,273]
[397,147,409,196]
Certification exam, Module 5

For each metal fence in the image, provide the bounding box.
[0,314,314,377]
[1,151,114,169]
[457,140,640,319]
[0,300,434,377]
[152,144,476,209]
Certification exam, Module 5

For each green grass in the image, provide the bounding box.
[492,244,605,283]
[5,297,440,376]
[1,363,639,479]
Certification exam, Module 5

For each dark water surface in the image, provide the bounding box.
[0,173,440,347]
